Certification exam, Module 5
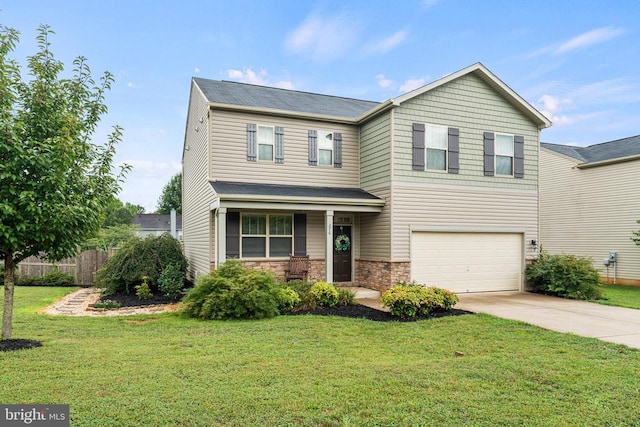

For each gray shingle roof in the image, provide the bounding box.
[193,78,380,119]
[211,181,382,201]
[132,214,182,230]
[542,135,640,163]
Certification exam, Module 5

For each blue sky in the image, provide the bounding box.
[3,0,639,211]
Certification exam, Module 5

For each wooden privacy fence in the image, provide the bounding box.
[17,249,116,286]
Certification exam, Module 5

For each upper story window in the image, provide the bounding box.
[318,131,333,166]
[495,134,514,176]
[425,125,448,171]
[257,125,274,161]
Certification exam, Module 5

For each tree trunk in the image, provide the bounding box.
[2,254,16,340]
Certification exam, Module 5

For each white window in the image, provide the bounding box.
[318,131,333,166]
[425,125,448,171]
[241,214,293,258]
[257,125,274,161]
[495,134,514,176]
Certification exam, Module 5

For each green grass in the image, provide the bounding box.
[1,287,640,426]
[598,283,640,309]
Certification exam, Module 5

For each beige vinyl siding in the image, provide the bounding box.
[359,186,392,260]
[391,183,538,261]
[393,73,539,190]
[360,113,391,187]
[306,211,326,259]
[210,110,360,187]
[183,83,215,278]
[540,149,640,281]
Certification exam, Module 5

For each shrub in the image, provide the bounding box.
[381,283,459,318]
[309,281,339,307]
[15,267,75,286]
[337,288,357,306]
[135,276,153,300]
[96,234,188,295]
[526,250,603,300]
[93,299,121,310]
[158,263,186,300]
[277,287,301,313]
[182,260,286,320]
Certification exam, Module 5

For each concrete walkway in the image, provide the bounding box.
[456,291,640,349]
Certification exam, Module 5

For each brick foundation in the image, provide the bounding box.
[355,260,410,292]
[241,259,325,283]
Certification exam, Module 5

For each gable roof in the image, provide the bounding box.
[193,78,379,120]
[192,63,550,128]
[132,214,182,231]
[542,135,640,166]
[392,63,552,130]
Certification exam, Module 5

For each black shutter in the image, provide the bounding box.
[226,212,240,258]
[293,214,307,256]
[448,127,459,174]
[412,123,425,171]
[333,132,342,168]
[514,135,524,178]
[308,130,317,166]
[275,126,284,164]
[246,124,257,161]
[483,132,495,176]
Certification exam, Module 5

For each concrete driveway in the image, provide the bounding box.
[455,292,640,349]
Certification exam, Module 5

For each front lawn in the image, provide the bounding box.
[1,287,639,426]
[598,283,640,309]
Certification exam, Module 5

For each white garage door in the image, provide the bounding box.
[411,232,522,293]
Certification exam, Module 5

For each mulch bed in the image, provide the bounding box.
[98,293,178,307]
[0,338,43,352]
[288,304,473,322]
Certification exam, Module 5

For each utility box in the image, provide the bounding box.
[608,252,617,264]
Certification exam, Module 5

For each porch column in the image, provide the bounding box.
[325,210,334,282]
[217,207,227,267]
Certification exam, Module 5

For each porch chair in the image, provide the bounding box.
[284,255,310,282]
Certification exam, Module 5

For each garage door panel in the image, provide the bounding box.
[411,232,522,293]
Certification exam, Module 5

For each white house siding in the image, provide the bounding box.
[209,110,361,188]
[360,113,391,188]
[183,83,215,279]
[540,149,640,283]
[391,183,538,261]
[393,73,539,191]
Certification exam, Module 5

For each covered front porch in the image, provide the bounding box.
[209,181,385,284]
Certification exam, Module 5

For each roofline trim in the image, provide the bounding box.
[215,193,385,207]
[576,153,640,169]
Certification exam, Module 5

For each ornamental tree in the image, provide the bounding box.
[156,172,181,214]
[0,24,128,339]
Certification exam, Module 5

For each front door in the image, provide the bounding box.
[333,225,352,282]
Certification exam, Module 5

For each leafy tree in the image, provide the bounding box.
[0,25,127,339]
[81,224,139,252]
[156,172,181,214]
[632,220,640,246]
[101,197,144,227]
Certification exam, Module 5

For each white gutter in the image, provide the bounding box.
[576,154,640,169]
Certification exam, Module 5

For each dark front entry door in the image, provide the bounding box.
[333,225,352,282]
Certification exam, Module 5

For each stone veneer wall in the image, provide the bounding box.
[241,259,325,283]
[355,260,410,291]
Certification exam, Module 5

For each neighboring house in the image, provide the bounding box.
[540,137,640,285]
[182,63,551,292]
[132,213,182,240]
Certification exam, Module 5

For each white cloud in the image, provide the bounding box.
[537,94,573,125]
[127,82,135,88]
[226,68,294,90]
[194,67,200,74]
[555,27,624,54]
[363,30,407,55]
[375,74,393,89]
[399,78,426,93]
[423,0,439,7]
[284,11,359,63]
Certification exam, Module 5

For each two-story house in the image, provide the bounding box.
[182,63,551,292]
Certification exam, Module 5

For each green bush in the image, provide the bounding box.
[96,234,188,295]
[158,263,186,300]
[337,288,357,306]
[93,299,121,310]
[526,250,603,300]
[135,276,153,300]
[182,260,287,320]
[277,287,301,313]
[15,266,75,287]
[381,283,459,318]
[309,281,339,307]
